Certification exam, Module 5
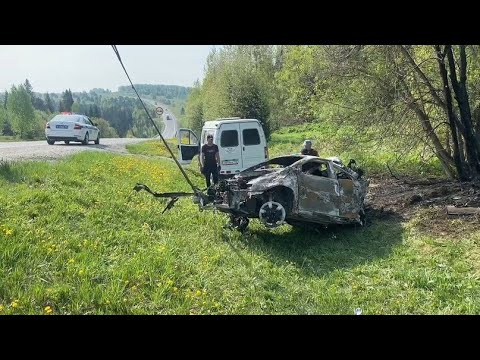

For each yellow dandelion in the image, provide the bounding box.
[173,287,178,292]
[68,258,75,264]
[0,304,4,312]
[167,279,174,287]
[195,290,202,297]
[5,229,13,236]
[78,269,85,276]
[44,306,53,314]
[11,300,19,308]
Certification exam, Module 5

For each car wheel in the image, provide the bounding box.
[95,133,100,145]
[47,139,55,145]
[359,208,366,227]
[82,132,89,145]
[258,191,290,228]
[65,141,70,145]
[228,215,249,232]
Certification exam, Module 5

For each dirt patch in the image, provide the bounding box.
[366,175,480,235]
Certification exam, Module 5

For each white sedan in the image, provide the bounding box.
[45,113,100,145]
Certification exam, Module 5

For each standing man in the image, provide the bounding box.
[200,134,221,187]
[301,140,319,156]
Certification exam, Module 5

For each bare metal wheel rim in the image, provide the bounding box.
[259,201,286,228]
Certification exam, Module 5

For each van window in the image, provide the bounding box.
[243,128,260,146]
[220,130,239,147]
[180,130,198,145]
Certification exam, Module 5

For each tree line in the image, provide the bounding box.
[0,82,191,140]
[184,45,480,180]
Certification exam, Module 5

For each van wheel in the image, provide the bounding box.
[47,139,55,145]
[64,141,70,145]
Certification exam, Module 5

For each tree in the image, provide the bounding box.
[72,102,81,113]
[3,90,8,109]
[45,92,55,113]
[185,82,204,135]
[24,79,34,103]
[0,107,7,134]
[199,45,275,138]
[91,117,119,138]
[61,89,74,112]
[33,97,47,112]
[7,85,36,139]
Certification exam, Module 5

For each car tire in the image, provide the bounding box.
[228,215,249,232]
[258,191,291,228]
[65,141,70,145]
[82,132,89,145]
[95,133,100,145]
[359,208,366,227]
[47,139,55,145]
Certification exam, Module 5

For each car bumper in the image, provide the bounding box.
[46,136,82,142]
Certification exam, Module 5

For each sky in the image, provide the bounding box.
[0,45,215,93]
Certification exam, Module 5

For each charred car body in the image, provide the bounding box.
[208,155,369,231]
[135,155,368,232]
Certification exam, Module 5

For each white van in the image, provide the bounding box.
[177,118,268,176]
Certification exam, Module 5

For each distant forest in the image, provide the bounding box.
[0,83,191,139]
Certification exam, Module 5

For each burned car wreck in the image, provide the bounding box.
[135,155,369,232]
[210,155,369,231]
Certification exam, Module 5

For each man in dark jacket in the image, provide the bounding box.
[200,134,220,187]
[301,140,319,156]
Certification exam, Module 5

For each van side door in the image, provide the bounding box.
[177,128,199,164]
[239,122,266,169]
[218,123,243,175]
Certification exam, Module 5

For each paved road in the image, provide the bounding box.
[161,109,178,139]
[140,98,179,139]
[0,138,148,162]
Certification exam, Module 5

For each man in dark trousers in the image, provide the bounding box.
[301,140,319,156]
[200,134,220,187]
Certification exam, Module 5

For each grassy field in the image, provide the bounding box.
[126,139,179,158]
[1,147,479,314]
[270,123,444,177]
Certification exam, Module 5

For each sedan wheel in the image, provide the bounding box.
[82,132,89,145]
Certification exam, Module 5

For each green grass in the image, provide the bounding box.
[126,139,179,158]
[0,151,479,314]
[0,136,18,142]
[270,123,444,177]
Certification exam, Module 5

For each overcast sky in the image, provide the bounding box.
[0,45,214,93]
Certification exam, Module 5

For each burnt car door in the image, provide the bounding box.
[296,159,342,219]
[332,164,365,221]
